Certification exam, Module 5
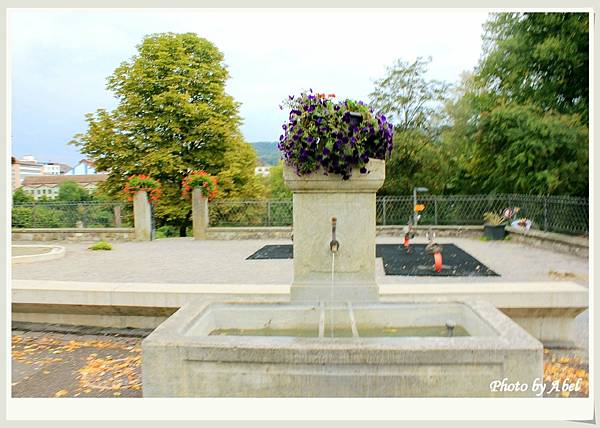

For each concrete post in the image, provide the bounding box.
[192,187,209,240]
[133,190,152,241]
[113,205,122,227]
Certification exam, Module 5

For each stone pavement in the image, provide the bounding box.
[12,236,589,352]
[12,236,589,286]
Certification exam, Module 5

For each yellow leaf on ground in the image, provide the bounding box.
[54,389,68,397]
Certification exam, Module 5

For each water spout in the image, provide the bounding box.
[330,217,339,253]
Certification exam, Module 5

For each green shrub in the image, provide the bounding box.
[89,241,112,251]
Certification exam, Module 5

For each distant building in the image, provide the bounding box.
[11,155,44,190]
[254,166,270,177]
[21,174,108,200]
[67,159,106,175]
[41,162,71,176]
[42,163,61,175]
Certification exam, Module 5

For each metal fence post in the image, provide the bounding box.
[31,203,36,228]
[382,197,387,226]
[434,197,438,225]
[267,201,271,227]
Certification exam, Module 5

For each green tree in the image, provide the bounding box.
[12,188,34,204]
[442,12,590,197]
[266,161,291,199]
[71,33,264,235]
[57,181,91,201]
[478,13,589,122]
[472,103,588,195]
[370,57,449,132]
[370,57,450,195]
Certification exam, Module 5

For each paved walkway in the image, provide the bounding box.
[11,236,589,351]
[12,236,589,286]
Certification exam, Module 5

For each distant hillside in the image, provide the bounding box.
[249,141,281,166]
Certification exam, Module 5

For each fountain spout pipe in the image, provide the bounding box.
[330,217,339,253]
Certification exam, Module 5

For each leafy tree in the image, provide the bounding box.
[71,33,265,235]
[12,188,34,204]
[370,57,449,132]
[57,181,91,201]
[370,57,450,195]
[440,13,589,197]
[478,13,589,122]
[472,103,588,195]
[267,161,292,199]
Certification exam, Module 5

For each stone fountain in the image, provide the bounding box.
[142,159,543,397]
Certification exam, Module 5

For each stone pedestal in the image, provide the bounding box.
[133,191,152,241]
[192,188,209,240]
[283,159,385,302]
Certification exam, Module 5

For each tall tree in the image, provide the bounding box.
[478,13,589,122]
[370,57,450,195]
[370,57,449,132]
[442,13,589,197]
[71,33,265,234]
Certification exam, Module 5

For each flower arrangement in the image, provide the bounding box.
[182,170,218,200]
[277,90,394,180]
[123,174,161,203]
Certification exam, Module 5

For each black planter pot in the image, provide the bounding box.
[483,224,506,240]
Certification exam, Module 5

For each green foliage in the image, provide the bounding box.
[379,129,449,195]
[267,162,292,199]
[12,188,34,204]
[89,241,112,251]
[479,13,589,122]
[12,206,33,228]
[155,225,178,239]
[472,104,588,195]
[438,13,589,197]
[370,57,451,195]
[57,181,91,202]
[370,57,449,132]
[71,32,265,232]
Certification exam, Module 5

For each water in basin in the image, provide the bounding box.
[209,325,469,337]
[358,325,469,337]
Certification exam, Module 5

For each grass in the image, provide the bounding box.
[89,241,112,251]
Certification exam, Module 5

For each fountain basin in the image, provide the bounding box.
[142,299,542,397]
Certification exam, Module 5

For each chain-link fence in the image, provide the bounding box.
[12,201,133,229]
[209,200,293,227]
[209,194,588,235]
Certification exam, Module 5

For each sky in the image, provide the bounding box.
[9,9,490,166]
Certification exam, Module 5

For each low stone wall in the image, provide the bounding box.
[207,227,293,240]
[377,225,484,238]
[506,227,588,259]
[12,228,135,242]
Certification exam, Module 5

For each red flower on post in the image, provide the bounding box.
[182,170,218,201]
[123,174,161,204]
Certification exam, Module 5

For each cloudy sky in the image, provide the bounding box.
[9,9,490,165]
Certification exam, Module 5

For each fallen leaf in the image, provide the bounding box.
[54,389,68,397]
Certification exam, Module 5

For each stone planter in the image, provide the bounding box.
[283,159,385,302]
[483,224,506,240]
